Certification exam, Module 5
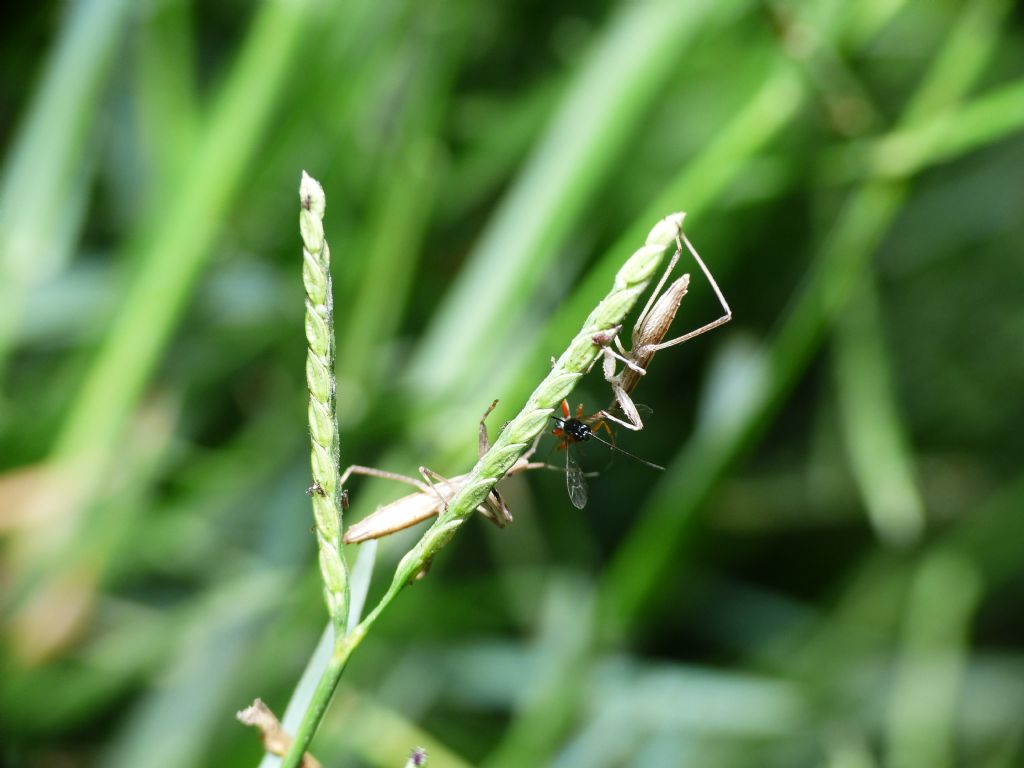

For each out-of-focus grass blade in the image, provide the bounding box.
[840,0,914,46]
[347,539,378,632]
[823,735,878,768]
[414,55,804,458]
[735,477,1024,764]
[696,336,769,438]
[944,475,1024,591]
[625,734,713,768]
[2,392,179,662]
[102,572,289,768]
[133,0,199,201]
[0,0,131,375]
[773,476,1024,678]
[484,576,595,768]
[475,58,804,439]
[599,0,1014,639]
[54,0,316,465]
[834,273,925,545]
[21,263,115,344]
[262,625,334,768]
[405,0,745,404]
[884,551,981,768]
[825,75,1024,184]
[552,660,804,767]
[440,78,561,225]
[958,653,1024,768]
[339,12,468,390]
[5,0,322,645]
[317,686,473,768]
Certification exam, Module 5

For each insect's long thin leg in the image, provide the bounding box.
[418,466,455,513]
[594,420,616,440]
[642,233,732,352]
[610,335,643,372]
[684,233,731,322]
[506,435,557,475]
[340,465,431,494]
[519,432,543,463]
[602,343,646,375]
[597,407,643,432]
[479,430,545,528]
[418,465,504,527]
[481,488,513,527]
[479,399,499,457]
[599,375,645,431]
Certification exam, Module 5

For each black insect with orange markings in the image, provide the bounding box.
[550,399,663,510]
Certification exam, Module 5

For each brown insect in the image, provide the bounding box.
[341,401,547,544]
[592,212,731,432]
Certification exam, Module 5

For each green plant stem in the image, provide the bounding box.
[279,211,682,768]
[284,654,348,765]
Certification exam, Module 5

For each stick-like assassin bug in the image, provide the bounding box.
[340,401,549,544]
[591,212,731,433]
[551,214,728,507]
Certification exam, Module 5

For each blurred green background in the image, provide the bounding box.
[2,0,1024,766]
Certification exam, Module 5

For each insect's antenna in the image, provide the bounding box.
[586,431,664,471]
[591,419,618,472]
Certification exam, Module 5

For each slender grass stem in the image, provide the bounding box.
[279,209,683,768]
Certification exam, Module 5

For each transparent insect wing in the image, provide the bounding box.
[566,450,588,509]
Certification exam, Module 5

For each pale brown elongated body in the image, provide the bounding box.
[343,475,470,544]
[339,402,547,544]
[593,212,731,431]
[342,450,544,544]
